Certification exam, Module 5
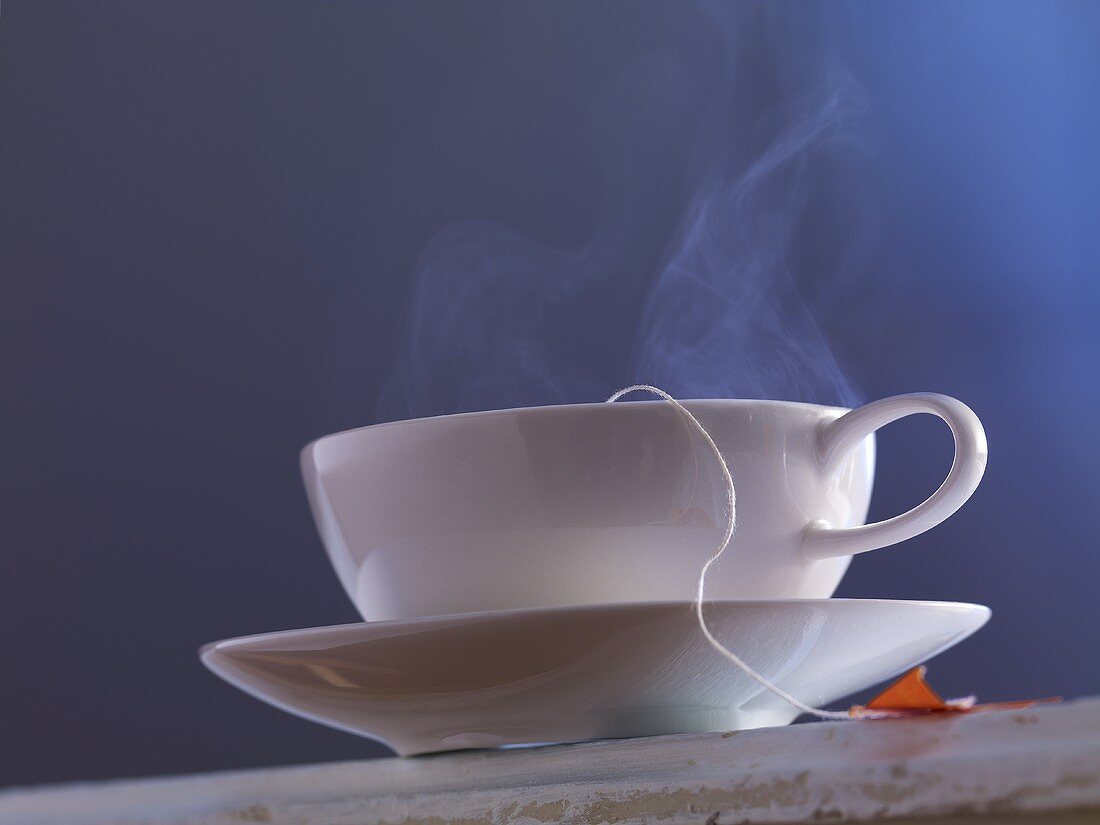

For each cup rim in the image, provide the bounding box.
[303,397,853,457]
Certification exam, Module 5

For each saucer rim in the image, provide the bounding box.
[200,597,991,656]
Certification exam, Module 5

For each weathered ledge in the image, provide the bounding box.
[2,697,1098,825]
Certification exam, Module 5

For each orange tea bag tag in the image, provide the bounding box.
[866,666,949,711]
[851,666,1057,718]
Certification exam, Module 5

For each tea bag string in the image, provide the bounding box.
[607,385,853,722]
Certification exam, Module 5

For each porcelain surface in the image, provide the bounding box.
[302,395,986,620]
[202,598,990,756]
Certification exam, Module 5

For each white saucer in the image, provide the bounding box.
[201,599,989,756]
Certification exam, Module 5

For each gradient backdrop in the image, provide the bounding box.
[3,1,1099,787]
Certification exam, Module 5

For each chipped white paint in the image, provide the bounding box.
[2,698,1099,825]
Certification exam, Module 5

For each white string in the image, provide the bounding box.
[607,385,854,721]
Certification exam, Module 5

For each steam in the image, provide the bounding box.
[634,78,866,406]
[377,5,871,421]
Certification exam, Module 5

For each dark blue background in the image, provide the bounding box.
[3,1,1098,787]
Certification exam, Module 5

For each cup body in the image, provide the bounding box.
[302,399,873,621]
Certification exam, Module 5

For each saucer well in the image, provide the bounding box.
[201,599,989,756]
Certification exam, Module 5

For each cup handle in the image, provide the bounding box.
[803,392,988,560]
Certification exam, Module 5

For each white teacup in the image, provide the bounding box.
[302,394,986,621]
